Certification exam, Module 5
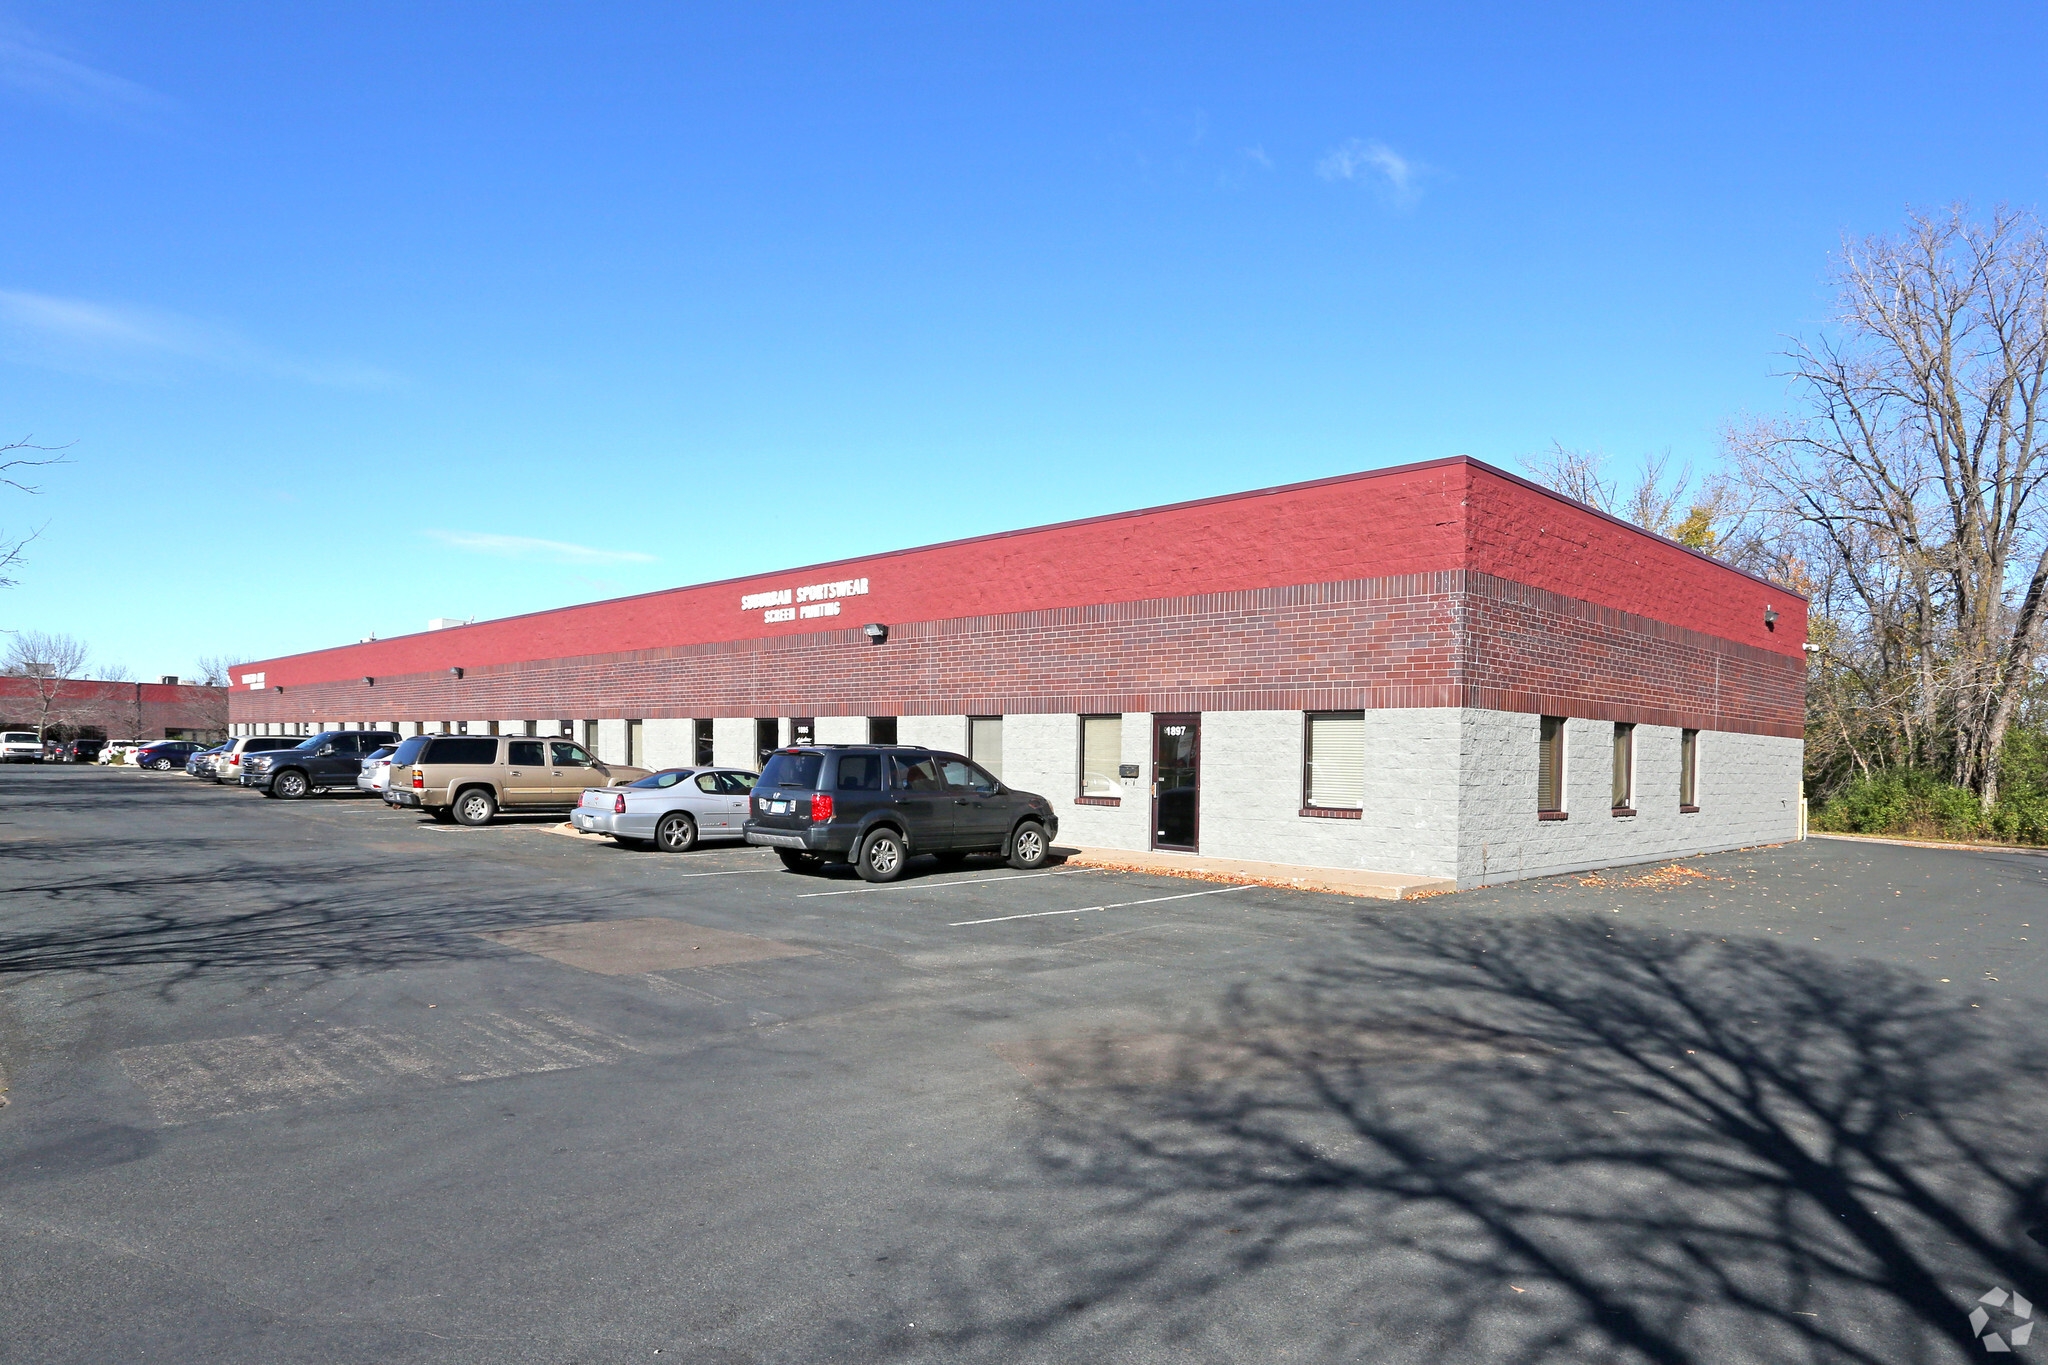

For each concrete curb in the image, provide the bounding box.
[1809,832,2048,858]
[1060,846,1456,901]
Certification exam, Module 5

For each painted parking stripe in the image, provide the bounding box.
[671,868,780,879]
[797,868,1092,899]
[949,883,1252,926]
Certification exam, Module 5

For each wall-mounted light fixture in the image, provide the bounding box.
[1764,605,1779,631]
[862,623,889,644]
[363,676,376,686]
[449,666,464,679]
[273,685,284,693]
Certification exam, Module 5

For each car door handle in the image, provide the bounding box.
[508,770,521,776]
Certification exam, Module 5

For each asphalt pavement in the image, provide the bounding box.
[2,766,2045,1363]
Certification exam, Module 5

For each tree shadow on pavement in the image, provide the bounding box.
[863,917,2048,1364]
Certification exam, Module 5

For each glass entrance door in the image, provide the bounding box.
[1151,714,1200,851]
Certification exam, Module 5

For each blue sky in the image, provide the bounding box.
[5,2,2046,678]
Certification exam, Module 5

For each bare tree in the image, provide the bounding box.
[2,630,91,740]
[0,437,70,590]
[193,654,242,687]
[1520,442,1778,570]
[1731,205,2048,807]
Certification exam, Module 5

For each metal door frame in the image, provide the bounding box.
[1150,712,1200,852]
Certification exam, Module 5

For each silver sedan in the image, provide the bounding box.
[570,767,758,851]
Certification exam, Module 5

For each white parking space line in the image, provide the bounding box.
[949,883,1252,926]
[672,868,780,879]
[797,868,1092,899]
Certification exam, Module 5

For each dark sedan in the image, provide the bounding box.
[135,740,208,771]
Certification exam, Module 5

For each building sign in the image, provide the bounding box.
[241,672,267,691]
[741,577,868,625]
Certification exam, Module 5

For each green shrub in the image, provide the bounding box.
[1813,768,2048,845]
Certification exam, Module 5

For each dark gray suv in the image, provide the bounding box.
[743,745,1057,882]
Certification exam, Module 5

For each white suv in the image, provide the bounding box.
[1,731,41,763]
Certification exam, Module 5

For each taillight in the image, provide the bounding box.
[811,792,834,822]
[411,768,423,789]
[613,793,626,814]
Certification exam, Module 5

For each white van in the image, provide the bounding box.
[2,731,42,763]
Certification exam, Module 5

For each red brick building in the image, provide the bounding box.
[1,677,228,743]
[231,457,1807,886]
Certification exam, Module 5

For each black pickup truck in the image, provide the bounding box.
[240,730,402,798]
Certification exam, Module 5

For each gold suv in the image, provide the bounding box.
[383,733,651,825]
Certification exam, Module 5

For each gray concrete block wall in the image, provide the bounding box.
[898,714,968,753]
[595,718,627,766]
[1455,711,1802,887]
[1001,712,1151,851]
[1197,710,1461,877]
[815,716,867,744]
[642,718,694,769]
[712,717,755,770]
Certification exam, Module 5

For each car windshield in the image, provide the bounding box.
[759,750,824,790]
[628,769,692,789]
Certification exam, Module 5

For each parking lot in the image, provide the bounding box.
[4,766,2047,1363]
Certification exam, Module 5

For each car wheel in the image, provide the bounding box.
[273,770,309,799]
[775,848,823,873]
[1007,821,1049,870]
[151,758,174,771]
[453,788,497,826]
[654,812,697,853]
[855,828,906,883]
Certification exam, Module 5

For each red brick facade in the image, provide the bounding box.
[233,459,1805,736]
[232,570,1803,740]
[0,678,229,739]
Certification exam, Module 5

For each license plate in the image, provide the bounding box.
[766,800,789,814]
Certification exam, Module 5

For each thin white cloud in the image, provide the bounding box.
[0,22,169,125]
[424,530,658,566]
[0,289,400,388]
[1317,138,1425,206]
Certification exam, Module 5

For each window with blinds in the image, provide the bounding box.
[969,716,1004,780]
[1680,728,1699,808]
[1080,715,1122,797]
[1611,723,1634,811]
[1537,716,1565,813]
[1303,712,1366,809]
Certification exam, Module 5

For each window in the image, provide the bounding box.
[834,752,884,791]
[1303,712,1366,810]
[581,720,599,752]
[755,718,779,769]
[508,740,545,766]
[550,741,594,767]
[627,719,644,767]
[1080,715,1123,798]
[456,721,469,736]
[890,753,944,791]
[868,716,897,745]
[1611,723,1635,813]
[1680,729,1700,810]
[1537,716,1565,816]
[940,757,999,794]
[556,720,573,739]
[760,750,824,790]
[694,771,723,792]
[521,720,537,737]
[791,717,816,746]
[713,772,753,794]
[694,719,714,766]
[487,721,500,736]
[424,737,497,765]
[969,716,1003,780]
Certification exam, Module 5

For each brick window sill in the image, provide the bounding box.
[1679,804,1700,814]
[1537,810,1569,821]
[1299,806,1362,820]
[1074,796,1121,807]
[1611,807,1637,818]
